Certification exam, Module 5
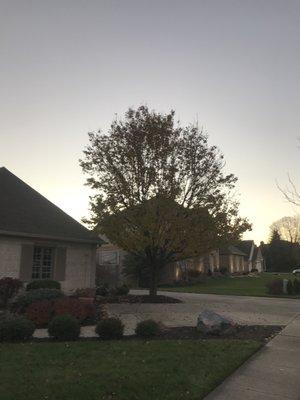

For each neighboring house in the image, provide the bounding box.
[0,167,100,292]
[218,245,247,273]
[234,240,265,273]
[97,239,265,286]
[96,239,127,286]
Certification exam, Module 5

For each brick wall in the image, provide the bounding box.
[0,236,96,292]
[0,238,21,278]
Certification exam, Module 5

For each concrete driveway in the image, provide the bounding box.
[107,290,300,334]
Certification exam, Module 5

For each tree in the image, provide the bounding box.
[264,227,300,272]
[270,215,300,243]
[80,106,251,295]
[278,174,300,206]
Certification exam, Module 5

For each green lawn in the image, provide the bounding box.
[162,273,300,297]
[0,340,260,400]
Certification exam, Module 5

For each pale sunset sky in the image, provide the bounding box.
[1,0,300,244]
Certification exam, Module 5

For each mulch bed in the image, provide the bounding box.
[32,324,283,343]
[96,294,182,304]
[151,325,283,342]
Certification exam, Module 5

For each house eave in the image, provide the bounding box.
[0,229,102,245]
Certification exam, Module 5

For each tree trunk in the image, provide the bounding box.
[149,263,158,296]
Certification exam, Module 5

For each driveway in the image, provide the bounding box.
[107,290,300,334]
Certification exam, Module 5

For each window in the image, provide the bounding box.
[32,247,54,279]
[100,251,118,265]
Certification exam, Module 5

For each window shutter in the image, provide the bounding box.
[19,244,34,281]
[54,247,67,281]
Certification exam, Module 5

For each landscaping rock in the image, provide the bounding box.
[197,310,235,335]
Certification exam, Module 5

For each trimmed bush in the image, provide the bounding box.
[25,300,53,327]
[48,315,80,341]
[13,289,64,312]
[115,284,130,296]
[95,317,124,340]
[135,319,161,338]
[26,280,61,291]
[74,288,96,298]
[0,277,23,308]
[0,314,35,342]
[220,267,229,276]
[293,279,300,294]
[96,284,110,297]
[53,297,95,323]
[266,279,283,295]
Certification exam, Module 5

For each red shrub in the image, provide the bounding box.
[83,302,96,321]
[23,296,96,327]
[25,300,53,327]
[53,297,95,323]
[266,279,283,295]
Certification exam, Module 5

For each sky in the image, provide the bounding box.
[1,0,300,244]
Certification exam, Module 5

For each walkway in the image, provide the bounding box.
[204,314,300,400]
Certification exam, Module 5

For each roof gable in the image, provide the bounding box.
[0,167,99,244]
[235,240,254,257]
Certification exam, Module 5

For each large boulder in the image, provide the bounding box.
[197,310,235,335]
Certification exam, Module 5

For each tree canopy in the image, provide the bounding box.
[262,226,300,272]
[270,215,300,243]
[80,106,251,294]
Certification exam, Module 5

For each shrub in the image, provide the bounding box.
[115,284,130,296]
[13,289,64,312]
[0,277,23,308]
[293,279,300,294]
[79,301,96,323]
[53,297,95,323]
[48,315,80,341]
[287,279,294,295]
[266,279,283,295]
[251,268,259,273]
[188,269,201,279]
[74,288,96,298]
[25,300,53,327]
[0,314,35,342]
[95,317,124,340]
[220,267,229,275]
[26,280,61,291]
[135,319,161,338]
[96,284,110,297]
[212,270,223,278]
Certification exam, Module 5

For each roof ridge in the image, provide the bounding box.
[0,167,100,243]
[1,168,86,229]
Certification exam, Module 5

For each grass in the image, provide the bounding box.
[161,273,300,297]
[0,340,260,400]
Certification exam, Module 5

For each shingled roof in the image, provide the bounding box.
[0,167,100,244]
[235,240,254,258]
[219,245,247,257]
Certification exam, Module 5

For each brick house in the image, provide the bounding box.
[0,167,100,292]
[97,239,265,286]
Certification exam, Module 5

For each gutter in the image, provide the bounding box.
[0,229,102,245]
